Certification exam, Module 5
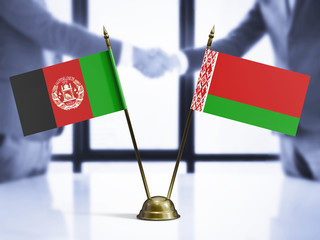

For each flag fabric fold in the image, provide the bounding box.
[10,50,126,136]
[191,49,310,136]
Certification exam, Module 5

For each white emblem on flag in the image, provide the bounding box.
[51,76,84,110]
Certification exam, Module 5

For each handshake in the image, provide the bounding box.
[123,45,187,78]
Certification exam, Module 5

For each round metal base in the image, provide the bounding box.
[137,196,180,221]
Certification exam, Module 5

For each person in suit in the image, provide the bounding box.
[0,0,173,183]
[183,0,320,180]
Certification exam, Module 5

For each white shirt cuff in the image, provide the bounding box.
[119,43,133,67]
[175,51,188,75]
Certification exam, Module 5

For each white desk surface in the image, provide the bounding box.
[0,161,319,240]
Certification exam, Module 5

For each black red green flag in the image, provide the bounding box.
[10,50,126,136]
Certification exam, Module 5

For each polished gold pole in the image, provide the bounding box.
[166,25,215,200]
[103,26,151,200]
[123,109,151,199]
[166,109,194,199]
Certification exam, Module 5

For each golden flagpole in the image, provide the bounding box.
[103,26,151,200]
[136,25,215,220]
[166,25,215,200]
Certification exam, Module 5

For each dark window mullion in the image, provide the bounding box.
[72,0,89,173]
[179,0,195,173]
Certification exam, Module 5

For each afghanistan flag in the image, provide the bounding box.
[191,49,310,136]
[10,50,126,136]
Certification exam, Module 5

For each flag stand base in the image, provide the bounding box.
[137,196,180,221]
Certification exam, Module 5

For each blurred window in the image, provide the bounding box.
[50,0,280,158]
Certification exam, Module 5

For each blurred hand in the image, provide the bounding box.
[25,128,59,142]
[166,54,181,72]
[133,47,172,78]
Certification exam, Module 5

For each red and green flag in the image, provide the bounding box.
[10,50,126,136]
[191,49,310,136]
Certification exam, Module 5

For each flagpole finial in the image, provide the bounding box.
[207,24,215,49]
[103,25,111,50]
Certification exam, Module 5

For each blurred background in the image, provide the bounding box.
[4,1,318,240]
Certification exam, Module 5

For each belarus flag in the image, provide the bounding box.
[191,49,310,136]
[10,50,126,136]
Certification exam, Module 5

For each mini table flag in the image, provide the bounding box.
[10,26,152,201]
[166,26,310,212]
[191,49,310,136]
[10,50,126,136]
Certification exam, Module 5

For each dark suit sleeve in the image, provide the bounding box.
[0,0,122,63]
[184,1,266,73]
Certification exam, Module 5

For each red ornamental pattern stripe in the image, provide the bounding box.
[208,52,310,118]
[42,59,93,127]
[191,49,218,111]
